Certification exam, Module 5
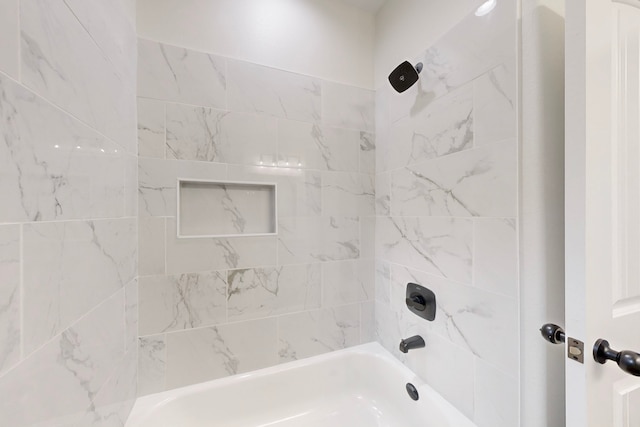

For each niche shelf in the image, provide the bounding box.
[177,179,277,238]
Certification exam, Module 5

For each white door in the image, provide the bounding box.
[565,0,640,425]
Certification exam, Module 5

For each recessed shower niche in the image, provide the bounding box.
[177,179,277,238]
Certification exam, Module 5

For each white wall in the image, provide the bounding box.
[520,1,566,426]
[374,0,484,88]
[137,0,375,88]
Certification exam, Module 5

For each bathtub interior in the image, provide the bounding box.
[126,343,475,427]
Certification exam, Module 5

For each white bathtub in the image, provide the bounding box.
[125,342,476,427]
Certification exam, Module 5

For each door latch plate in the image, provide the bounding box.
[567,337,584,364]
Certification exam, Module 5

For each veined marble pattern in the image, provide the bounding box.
[0,289,126,427]
[321,172,375,217]
[138,335,166,396]
[359,131,376,175]
[0,74,127,223]
[21,0,136,150]
[360,216,375,259]
[322,81,375,132]
[376,216,472,283]
[227,165,322,218]
[0,0,18,79]
[391,140,517,217]
[321,259,373,307]
[227,264,321,321]
[278,216,360,265]
[375,172,391,216]
[165,103,278,165]
[474,64,517,145]
[390,264,519,377]
[278,304,360,362]
[81,347,137,427]
[64,0,137,78]
[374,260,391,306]
[138,157,226,217]
[0,225,20,375]
[227,59,321,122]
[165,319,278,389]
[277,120,360,172]
[387,83,474,171]
[138,98,165,158]
[139,271,227,335]
[125,279,138,353]
[137,39,226,109]
[22,218,137,355]
[360,301,375,343]
[165,218,277,274]
[387,1,516,125]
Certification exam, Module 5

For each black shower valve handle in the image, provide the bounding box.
[405,294,426,312]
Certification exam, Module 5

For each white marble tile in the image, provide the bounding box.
[137,39,226,108]
[387,82,474,170]
[474,218,518,298]
[81,348,137,427]
[23,218,137,354]
[165,319,278,389]
[0,289,126,427]
[322,172,374,217]
[474,64,517,146]
[278,304,360,362]
[138,335,166,396]
[125,278,138,353]
[321,259,373,307]
[359,132,376,174]
[227,264,321,321]
[0,73,128,223]
[360,301,375,343]
[375,172,391,216]
[278,216,360,265]
[165,103,278,165]
[139,217,165,276]
[322,82,374,132]
[411,332,475,420]
[166,218,277,273]
[138,98,165,158]
[277,120,360,172]
[21,0,136,150]
[139,271,227,335]
[389,0,516,124]
[64,0,137,79]
[375,87,392,173]
[376,216,472,283]
[390,264,519,377]
[179,181,276,237]
[474,358,519,427]
[375,260,390,306]
[125,152,138,218]
[138,157,226,217]
[390,140,517,218]
[360,216,375,260]
[0,225,20,375]
[227,165,322,218]
[0,0,19,79]
[373,301,406,363]
[227,59,320,122]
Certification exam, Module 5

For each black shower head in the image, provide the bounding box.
[388,61,423,93]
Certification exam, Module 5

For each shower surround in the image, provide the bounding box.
[136,39,376,394]
[0,0,138,425]
[374,2,520,426]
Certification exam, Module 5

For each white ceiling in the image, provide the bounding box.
[337,0,387,13]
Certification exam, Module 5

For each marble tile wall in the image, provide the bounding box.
[0,0,138,425]
[137,39,376,394]
[374,3,520,427]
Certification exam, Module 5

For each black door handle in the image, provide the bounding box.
[540,323,566,344]
[593,339,640,377]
